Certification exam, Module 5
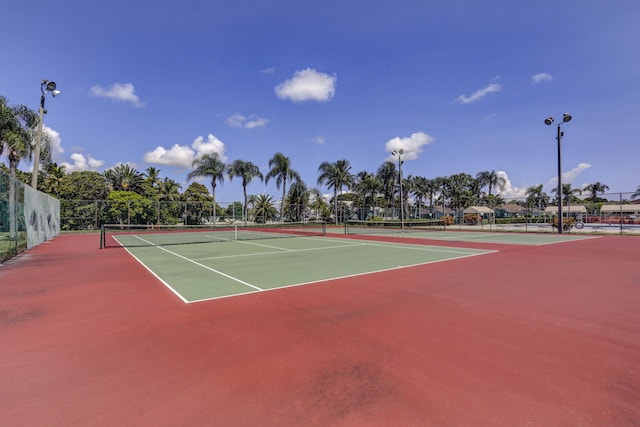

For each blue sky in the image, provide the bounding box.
[2,0,639,202]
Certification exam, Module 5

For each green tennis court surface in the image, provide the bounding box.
[121,235,493,303]
[345,224,597,245]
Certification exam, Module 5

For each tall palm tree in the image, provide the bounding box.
[265,152,300,221]
[43,162,67,197]
[317,159,354,224]
[286,180,309,222]
[307,188,330,221]
[187,153,226,223]
[354,171,382,219]
[583,182,609,203]
[0,96,39,182]
[144,166,162,189]
[552,183,582,205]
[227,159,263,222]
[525,184,548,213]
[446,173,475,214]
[476,170,506,198]
[632,186,640,200]
[376,161,398,218]
[1,97,39,240]
[411,175,431,219]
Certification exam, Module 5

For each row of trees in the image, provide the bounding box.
[3,94,640,230]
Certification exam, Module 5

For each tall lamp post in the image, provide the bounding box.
[544,113,572,234]
[32,79,61,189]
[392,149,404,230]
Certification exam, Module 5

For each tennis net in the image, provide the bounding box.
[100,221,326,248]
[345,219,445,235]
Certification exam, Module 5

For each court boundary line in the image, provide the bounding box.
[187,248,493,304]
[118,234,496,304]
[344,230,601,246]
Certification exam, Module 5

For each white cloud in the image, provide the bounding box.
[143,134,227,168]
[43,126,63,158]
[384,132,434,161]
[531,72,553,84]
[275,68,337,103]
[496,171,527,199]
[245,117,269,129]
[226,113,246,128]
[546,163,592,188]
[261,67,276,75]
[226,113,269,129]
[90,83,145,107]
[312,136,326,145]
[456,83,502,104]
[61,153,105,172]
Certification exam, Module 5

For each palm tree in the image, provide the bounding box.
[632,186,640,200]
[1,97,39,240]
[307,188,330,221]
[525,184,548,214]
[144,166,162,188]
[157,178,181,201]
[104,164,144,193]
[353,171,382,219]
[552,183,582,205]
[187,153,226,224]
[0,96,39,182]
[227,159,263,223]
[43,162,67,197]
[583,182,609,203]
[286,180,309,222]
[446,173,475,216]
[248,194,279,223]
[265,152,301,222]
[376,161,398,218]
[411,175,431,219]
[317,159,354,224]
[476,170,506,198]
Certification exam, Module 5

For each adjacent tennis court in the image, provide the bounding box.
[114,231,493,303]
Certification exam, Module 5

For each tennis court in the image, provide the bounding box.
[344,220,597,245]
[110,229,492,303]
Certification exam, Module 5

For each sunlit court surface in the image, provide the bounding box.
[105,224,494,303]
[2,231,639,426]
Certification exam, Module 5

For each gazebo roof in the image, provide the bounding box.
[463,206,494,214]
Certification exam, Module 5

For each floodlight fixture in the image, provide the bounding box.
[32,79,61,188]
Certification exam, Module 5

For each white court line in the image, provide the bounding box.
[131,235,263,292]
[187,249,492,304]
[193,242,367,261]
[123,234,494,304]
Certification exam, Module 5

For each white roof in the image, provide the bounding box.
[544,205,587,214]
[463,206,494,214]
[600,204,640,214]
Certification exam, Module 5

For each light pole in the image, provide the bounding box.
[545,113,572,234]
[32,79,61,189]
[392,149,404,230]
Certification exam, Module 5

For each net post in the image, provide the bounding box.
[99,224,104,249]
[234,224,238,240]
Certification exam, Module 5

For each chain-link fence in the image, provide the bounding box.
[58,191,640,236]
[1,170,60,262]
